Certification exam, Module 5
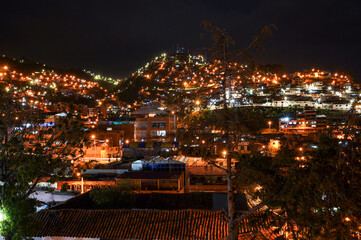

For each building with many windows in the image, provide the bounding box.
[135,116,176,141]
[279,107,326,135]
[132,104,176,142]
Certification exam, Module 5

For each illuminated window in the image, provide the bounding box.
[152,130,166,136]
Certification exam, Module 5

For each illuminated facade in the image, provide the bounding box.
[279,107,326,134]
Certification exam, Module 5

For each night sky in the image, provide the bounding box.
[1,0,360,80]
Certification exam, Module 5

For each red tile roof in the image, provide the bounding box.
[33,209,280,239]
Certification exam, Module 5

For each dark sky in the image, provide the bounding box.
[1,0,360,80]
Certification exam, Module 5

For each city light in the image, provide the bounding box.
[1,5,359,240]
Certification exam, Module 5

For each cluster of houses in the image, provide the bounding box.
[29,100,357,239]
[57,156,232,194]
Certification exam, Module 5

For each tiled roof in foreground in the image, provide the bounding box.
[33,209,279,240]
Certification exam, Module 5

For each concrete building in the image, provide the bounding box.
[132,104,176,142]
[279,107,326,135]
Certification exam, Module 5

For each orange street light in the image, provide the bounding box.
[195,100,200,105]
[91,135,96,139]
[76,173,84,193]
[268,121,272,129]
[222,150,227,157]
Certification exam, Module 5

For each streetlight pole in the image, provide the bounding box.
[77,172,84,194]
[172,111,176,142]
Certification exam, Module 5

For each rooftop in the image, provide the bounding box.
[116,171,183,180]
[51,192,248,211]
[33,209,279,239]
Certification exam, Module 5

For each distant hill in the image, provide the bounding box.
[0,55,118,110]
[0,55,118,89]
[115,52,286,104]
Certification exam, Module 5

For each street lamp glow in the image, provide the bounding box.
[91,135,96,139]
[195,100,200,105]
[222,150,227,157]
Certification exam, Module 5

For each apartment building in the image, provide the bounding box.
[279,107,326,135]
[132,104,176,142]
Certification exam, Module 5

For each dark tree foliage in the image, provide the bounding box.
[89,183,137,209]
[117,75,153,103]
[0,90,86,239]
[47,91,97,107]
[194,21,276,240]
[180,107,266,157]
[236,130,361,239]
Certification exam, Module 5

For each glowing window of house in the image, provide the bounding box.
[157,130,166,136]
